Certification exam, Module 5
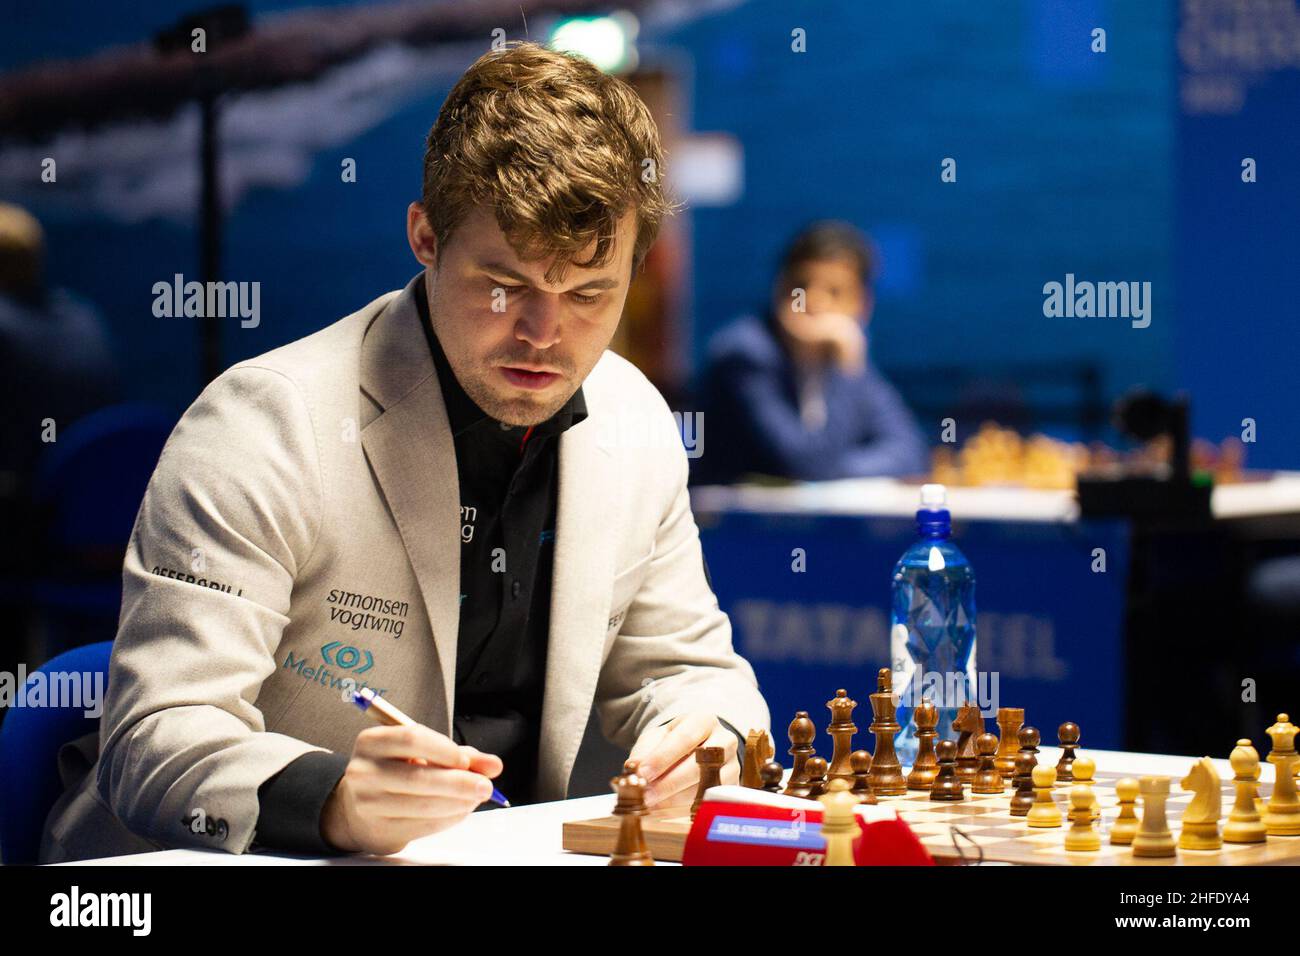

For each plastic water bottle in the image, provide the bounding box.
[890,484,977,766]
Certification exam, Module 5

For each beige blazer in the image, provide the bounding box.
[40,274,767,862]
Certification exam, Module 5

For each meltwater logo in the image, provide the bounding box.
[1042,273,1151,328]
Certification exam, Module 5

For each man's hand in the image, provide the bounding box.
[775,309,866,375]
[320,724,502,855]
[628,713,739,809]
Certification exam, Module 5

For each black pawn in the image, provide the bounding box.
[1056,722,1080,783]
[760,760,784,794]
[1009,751,1036,816]
[804,756,829,798]
[929,739,965,802]
[850,750,876,805]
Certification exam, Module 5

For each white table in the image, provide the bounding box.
[59,747,1277,866]
[690,473,1300,523]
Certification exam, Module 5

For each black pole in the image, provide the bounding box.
[199,87,221,385]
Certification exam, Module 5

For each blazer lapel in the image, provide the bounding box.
[537,410,618,800]
[358,275,460,733]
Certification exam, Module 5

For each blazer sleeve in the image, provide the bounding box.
[593,415,770,748]
[95,365,334,854]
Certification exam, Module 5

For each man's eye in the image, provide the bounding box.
[571,291,602,305]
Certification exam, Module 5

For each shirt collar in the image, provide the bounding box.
[415,274,588,442]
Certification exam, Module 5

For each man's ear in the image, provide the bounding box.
[407,202,438,267]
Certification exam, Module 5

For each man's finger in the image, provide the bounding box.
[627,723,668,764]
[356,724,469,767]
[643,757,700,808]
[637,713,716,781]
[460,747,503,777]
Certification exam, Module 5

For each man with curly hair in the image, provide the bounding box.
[42,42,767,861]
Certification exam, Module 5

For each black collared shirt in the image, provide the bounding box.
[418,285,586,806]
[253,279,585,851]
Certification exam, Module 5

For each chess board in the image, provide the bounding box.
[562,772,1299,865]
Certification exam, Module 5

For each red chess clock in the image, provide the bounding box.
[680,787,934,866]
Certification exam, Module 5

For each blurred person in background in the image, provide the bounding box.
[693,221,925,484]
[0,203,121,506]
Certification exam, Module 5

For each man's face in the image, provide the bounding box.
[774,255,868,325]
[407,203,637,426]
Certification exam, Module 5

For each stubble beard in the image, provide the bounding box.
[459,366,574,427]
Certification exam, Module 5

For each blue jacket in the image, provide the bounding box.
[692,315,927,484]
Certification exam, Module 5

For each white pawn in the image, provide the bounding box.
[1109,777,1140,846]
[1071,755,1100,820]
[1223,739,1266,844]
[1064,785,1100,851]
[1027,764,1062,828]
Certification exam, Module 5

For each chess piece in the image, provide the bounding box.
[1223,739,1267,844]
[867,668,907,795]
[972,732,1005,794]
[1177,757,1222,850]
[1109,777,1140,845]
[804,756,829,798]
[760,760,784,794]
[1009,751,1036,816]
[1018,725,1041,769]
[741,728,774,789]
[1056,722,1080,784]
[819,779,860,866]
[610,760,654,866]
[1264,714,1300,836]
[1064,785,1100,851]
[1131,776,1177,858]
[783,711,816,797]
[929,739,964,802]
[907,697,940,791]
[1071,755,1099,820]
[1027,764,1062,828]
[826,689,858,783]
[954,702,983,784]
[850,750,877,804]
[690,746,725,822]
[1265,713,1297,767]
[994,707,1025,780]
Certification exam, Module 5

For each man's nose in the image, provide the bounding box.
[514,292,562,349]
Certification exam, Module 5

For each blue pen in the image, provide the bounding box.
[350,688,510,807]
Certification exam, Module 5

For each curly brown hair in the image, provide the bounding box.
[421,42,673,284]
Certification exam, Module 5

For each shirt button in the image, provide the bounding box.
[476,672,490,685]
[511,579,521,598]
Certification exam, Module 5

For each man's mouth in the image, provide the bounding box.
[500,366,561,390]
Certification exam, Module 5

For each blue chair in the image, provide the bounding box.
[0,640,113,864]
